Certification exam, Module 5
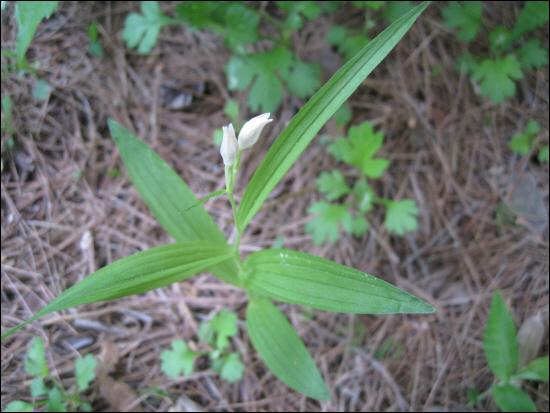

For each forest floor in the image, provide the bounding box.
[1,2,549,412]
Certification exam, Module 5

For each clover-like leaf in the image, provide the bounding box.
[306,202,350,245]
[472,55,523,103]
[317,170,350,201]
[517,39,548,70]
[122,1,172,54]
[384,199,419,235]
[25,337,49,378]
[508,120,540,155]
[199,309,238,352]
[329,121,389,178]
[218,353,244,383]
[160,340,198,378]
[75,354,97,391]
[442,1,483,42]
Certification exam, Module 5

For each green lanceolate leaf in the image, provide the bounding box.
[2,242,232,340]
[108,119,239,285]
[483,292,518,382]
[15,1,59,65]
[236,2,429,232]
[245,249,434,314]
[492,384,536,412]
[246,298,330,400]
[514,356,549,382]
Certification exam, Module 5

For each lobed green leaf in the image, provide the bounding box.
[244,249,434,314]
[237,2,429,232]
[246,298,329,400]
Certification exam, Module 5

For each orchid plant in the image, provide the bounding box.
[2,3,432,400]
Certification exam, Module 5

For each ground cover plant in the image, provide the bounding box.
[3,338,97,412]
[2,3,433,400]
[468,292,549,412]
[442,1,549,103]
[307,121,419,245]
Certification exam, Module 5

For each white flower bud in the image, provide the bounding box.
[220,124,238,165]
[238,113,273,150]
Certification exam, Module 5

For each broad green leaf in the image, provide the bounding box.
[184,188,226,211]
[199,309,238,351]
[31,377,47,397]
[108,119,239,285]
[25,337,49,378]
[15,1,59,64]
[483,292,518,381]
[33,79,51,101]
[122,1,172,54]
[248,72,283,113]
[518,39,548,70]
[4,401,34,412]
[472,56,523,103]
[218,352,244,383]
[246,298,330,400]
[329,121,389,178]
[514,356,549,382]
[281,61,321,99]
[317,170,350,200]
[2,242,232,340]
[384,199,419,235]
[306,201,350,245]
[442,1,483,42]
[46,387,66,412]
[508,120,540,155]
[160,340,198,378]
[511,1,549,40]
[538,145,549,163]
[492,384,536,412]
[237,3,429,232]
[75,354,97,391]
[244,249,434,314]
[327,25,370,61]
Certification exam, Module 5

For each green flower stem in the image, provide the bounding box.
[225,150,245,281]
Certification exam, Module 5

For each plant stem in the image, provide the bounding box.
[225,150,245,280]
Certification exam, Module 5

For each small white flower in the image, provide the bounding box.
[220,123,238,165]
[238,113,273,150]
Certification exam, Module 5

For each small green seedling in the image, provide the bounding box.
[3,4,433,400]
[443,1,549,103]
[3,337,97,412]
[87,22,104,58]
[508,119,548,163]
[307,121,419,245]
[161,309,244,383]
[469,292,549,412]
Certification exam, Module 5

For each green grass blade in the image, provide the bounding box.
[246,298,329,400]
[236,2,429,232]
[483,292,519,381]
[2,242,232,340]
[244,249,434,314]
[108,119,239,284]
